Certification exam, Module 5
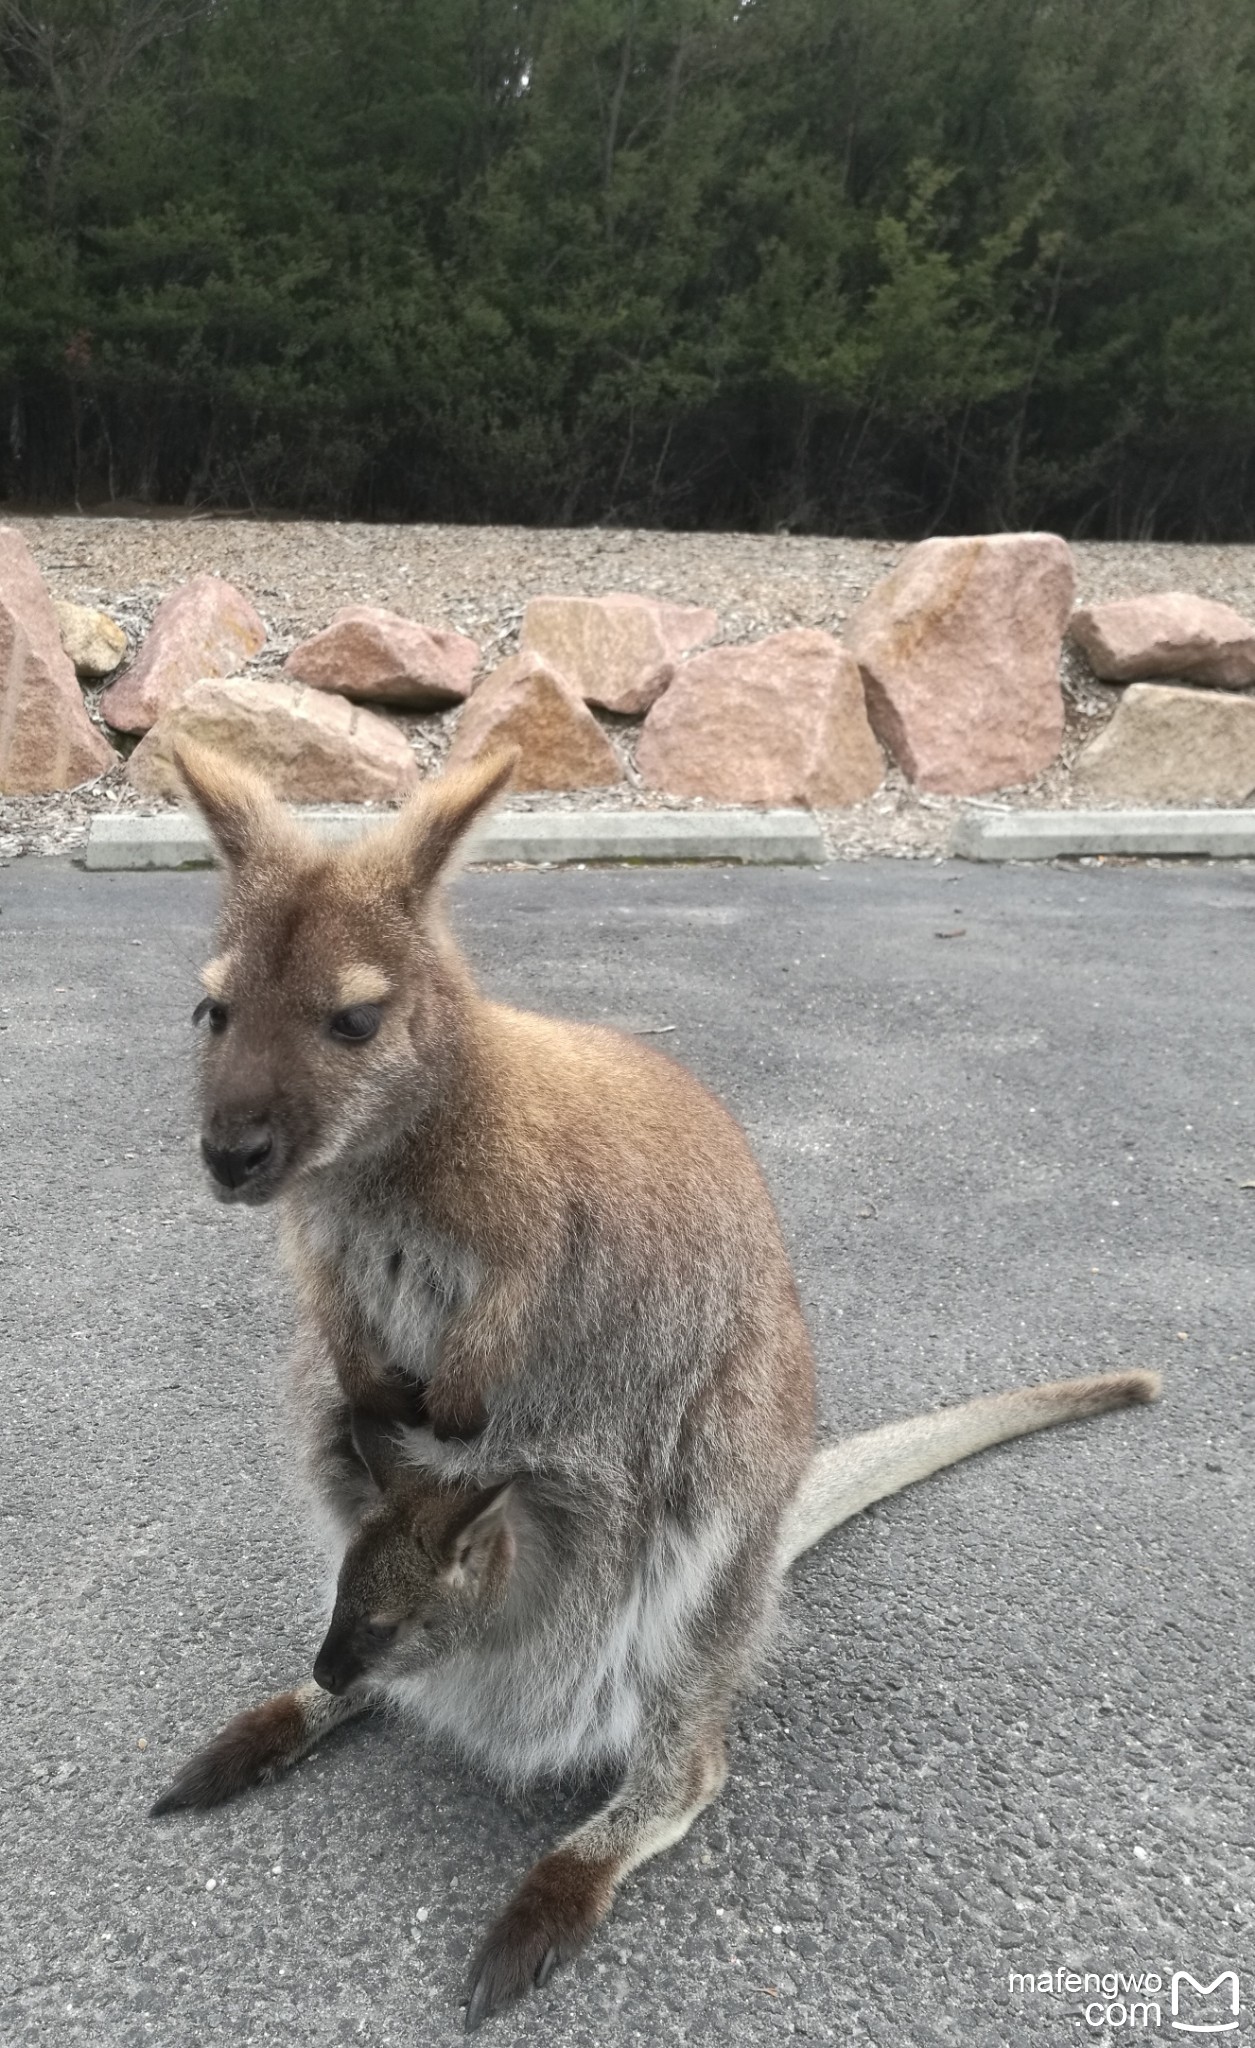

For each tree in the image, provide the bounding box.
[3,0,1255,535]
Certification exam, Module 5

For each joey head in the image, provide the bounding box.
[314,1415,516,1696]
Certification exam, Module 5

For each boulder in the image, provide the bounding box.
[1069,591,1255,688]
[283,604,478,708]
[53,599,127,679]
[0,525,117,793]
[635,630,883,806]
[1072,684,1255,805]
[445,653,622,790]
[520,593,718,714]
[845,533,1073,794]
[99,574,266,734]
[127,676,419,804]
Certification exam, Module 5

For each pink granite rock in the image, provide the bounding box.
[1072,684,1255,803]
[845,533,1073,794]
[127,676,418,803]
[0,525,116,792]
[283,604,478,708]
[446,653,622,790]
[636,630,883,806]
[99,575,266,734]
[520,593,718,714]
[1070,591,1255,688]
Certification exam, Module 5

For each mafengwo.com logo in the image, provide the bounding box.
[1008,1965,1241,2033]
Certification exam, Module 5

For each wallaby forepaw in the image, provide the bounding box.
[464,1851,615,2030]
[149,1693,307,1816]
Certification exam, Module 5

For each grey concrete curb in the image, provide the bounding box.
[83,805,826,871]
[952,807,1255,861]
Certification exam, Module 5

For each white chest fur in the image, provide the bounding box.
[299,1183,479,1382]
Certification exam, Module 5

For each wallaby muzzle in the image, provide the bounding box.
[201,1122,276,1194]
[198,1128,288,1203]
[198,1075,298,1202]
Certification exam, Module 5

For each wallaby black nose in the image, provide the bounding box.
[201,1126,274,1190]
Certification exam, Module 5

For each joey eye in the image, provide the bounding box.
[192,997,229,1035]
[362,1619,398,1651]
[329,1003,382,1044]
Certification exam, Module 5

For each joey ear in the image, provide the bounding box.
[358,749,518,901]
[440,1482,516,1588]
[349,1411,405,1492]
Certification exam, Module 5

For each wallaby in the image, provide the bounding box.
[152,744,1161,2031]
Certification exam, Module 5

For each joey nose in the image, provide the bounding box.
[313,1645,354,1696]
[201,1125,274,1190]
[312,1654,341,1695]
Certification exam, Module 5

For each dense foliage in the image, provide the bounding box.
[3,0,1254,535]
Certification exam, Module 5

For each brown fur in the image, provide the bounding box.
[149,1684,362,1814]
[163,742,815,2029]
[177,737,814,1461]
[155,745,1161,2032]
[465,1850,620,2029]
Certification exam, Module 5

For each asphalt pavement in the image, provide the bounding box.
[1,853,1251,2048]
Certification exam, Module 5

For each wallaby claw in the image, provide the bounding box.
[149,1778,196,1819]
[464,1922,567,2031]
[463,1964,500,2034]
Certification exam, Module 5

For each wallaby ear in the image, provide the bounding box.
[439,1482,516,1592]
[353,749,518,901]
[349,1411,405,1493]
[170,741,299,870]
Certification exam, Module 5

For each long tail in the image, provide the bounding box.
[778,1369,1161,1570]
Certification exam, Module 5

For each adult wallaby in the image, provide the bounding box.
[153,744,1161,2030]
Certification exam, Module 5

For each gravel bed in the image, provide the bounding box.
[4,514,1255,861]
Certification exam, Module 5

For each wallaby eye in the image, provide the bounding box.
[329,1003,382,1044]
[362,1619,398,1651]
[192,997,229,1035]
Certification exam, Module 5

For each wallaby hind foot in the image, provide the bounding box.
[150,1680,367,1815]
[465,1716,731,2031]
